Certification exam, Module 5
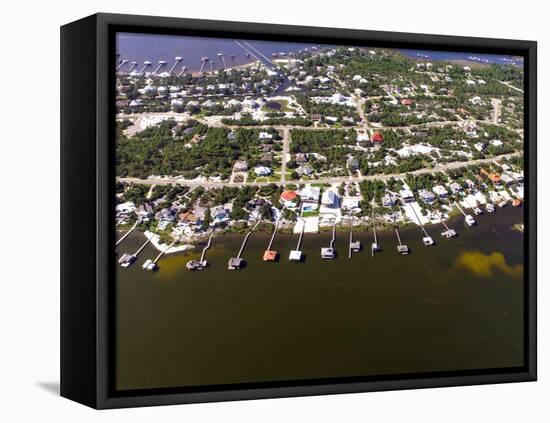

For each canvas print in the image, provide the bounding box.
[114,32,525,392]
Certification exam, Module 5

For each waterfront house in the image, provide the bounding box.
[382,193,398,207]
[210,205,230,225]
[280,190,298,208]
[321,190,339,208]
[137,203,154,218]
[501,174,514,186]
[465,179,476,189]
[433,185,448,199]
[419,189,436,204]
[399,189,415,203]
[342,196,361,211]
[449,182,462,194]
[178,211,198,225]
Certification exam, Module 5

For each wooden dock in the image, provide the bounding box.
[455,202,476,226]
[394,227,409,254]
[116,220,139,247]
[119,232,152,267]
[440,219,457,238]
[371,209,381,257]
[228,219,261,270]
[348,220,361,259]
[407,203,434,246]
[143,234,182,271]
[321,220,336,259]
[289,217,305,261]
[264,209,283,261]
[187,231,214,270]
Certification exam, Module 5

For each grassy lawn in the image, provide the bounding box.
[261,99,294,113]
[302,210,320,217]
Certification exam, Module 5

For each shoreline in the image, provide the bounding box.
[119,206,523,252]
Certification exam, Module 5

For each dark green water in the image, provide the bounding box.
[116,207,524,391]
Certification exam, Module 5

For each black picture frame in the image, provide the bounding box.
[61,12,537,409]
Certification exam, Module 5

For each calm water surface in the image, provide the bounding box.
[116,207,524,390]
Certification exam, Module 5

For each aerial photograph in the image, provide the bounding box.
[114,32,525,391]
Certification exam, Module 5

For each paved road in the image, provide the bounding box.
[491,98,502,124]
[280,128,290,184]
[118,152,520,188]
[498,80,524,94]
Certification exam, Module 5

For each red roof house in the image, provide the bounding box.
[280,190,297,202]
[372,132,384,143]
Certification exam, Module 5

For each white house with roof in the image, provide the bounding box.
[300,185,321,202]
[399,189,415,203]
[321,190,339,208]
[258,131,273,141]
[210,205,230,226]
[419,189,436,204]
[382,193,397,207]
[433,185,448,198]
[254,166,272,176]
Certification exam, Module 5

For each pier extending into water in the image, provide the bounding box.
[142,235,180,271]
[187,232,214,270]
[394,227,409,254]
[289,217,305,262]
[321,220,336,259]
[455,202,477,226]
[264,209,284,261]
[228,220,261,270]
[407,204,435,246]
[440,219,457,238]
[116,220,139,247]
[348,220,361,259]
[119,232,152,267]
[371,209,381,257]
